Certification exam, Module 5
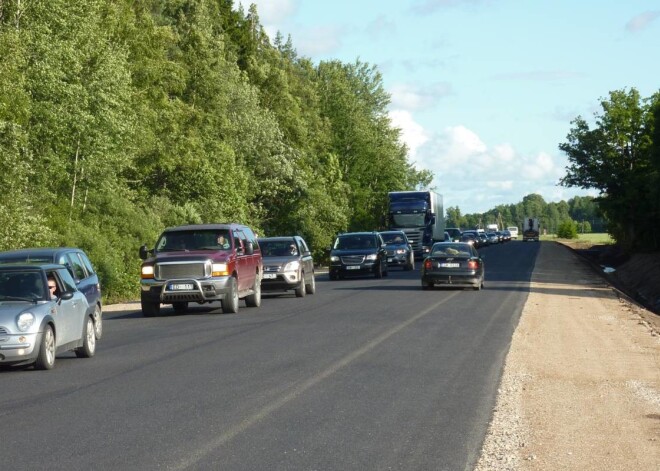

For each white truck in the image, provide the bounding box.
[507,226,519,239]
[486,223,499,233]
[522,217,540,241]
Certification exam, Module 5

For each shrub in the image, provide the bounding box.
[557,220,579,239]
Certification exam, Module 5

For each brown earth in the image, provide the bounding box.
[476,241,660,470]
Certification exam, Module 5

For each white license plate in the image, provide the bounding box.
[440,262,460,268]
[170,283,194,290]
[263,273,277,279]
[387,258,393,262]
[346,265,361,270]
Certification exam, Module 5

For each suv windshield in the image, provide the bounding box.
[156,230,231,251]
[334,235,376,250]
[380,233,406,244]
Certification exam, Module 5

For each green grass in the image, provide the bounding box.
[541,232,614,244]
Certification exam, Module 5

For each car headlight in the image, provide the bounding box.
[365,254,377,261]
[212,263,229,276]
[17,312,35,332]
[141,265,154,279]
[395,249,406,254]
[283,260,300,272]
[330,255,340,262]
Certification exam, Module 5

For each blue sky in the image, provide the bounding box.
[238,0,660,214]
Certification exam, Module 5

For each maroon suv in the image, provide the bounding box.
[139,224,262,316]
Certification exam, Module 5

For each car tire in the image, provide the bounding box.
[245,277,261,307]
[172,302,188,313]
[35,325,55,370]
[421,280,433,290]
[93,304,103,339]
[141,295,160,317]
[294,274,306,298]
[405,256,414,271]
[222,277,239,313]
[305,273,316,294]
[75,317,96,358]
[329,272,338,281]
[375,262,383,279]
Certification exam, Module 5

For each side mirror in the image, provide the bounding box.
[139,245,150,260]
[60,291,74,301]
[245,241,254,255]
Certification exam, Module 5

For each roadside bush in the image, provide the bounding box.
[557,220,579,239]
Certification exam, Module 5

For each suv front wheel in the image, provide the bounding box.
[141,293,161,317]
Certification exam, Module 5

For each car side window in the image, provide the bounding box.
[66,253,87,282]
[79,252,95,275]
[234,231,247,254]
[298,238,309,254]
[57,268,77,293]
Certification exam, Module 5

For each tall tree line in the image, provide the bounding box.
[0,0,431,300]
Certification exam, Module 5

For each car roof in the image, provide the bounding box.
[338,231,378,237]
[0,263,64,271]
[163,224,245,232]
[0,247,81,258]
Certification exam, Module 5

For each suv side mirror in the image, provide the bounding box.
[139,245,150,260]
[245,241,254,255]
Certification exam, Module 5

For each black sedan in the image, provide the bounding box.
[420,242,485,290]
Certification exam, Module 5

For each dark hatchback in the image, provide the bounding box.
[379,230,414,271]
[420,242,485,290]
[0,248,103,339]
[329,232,388,280]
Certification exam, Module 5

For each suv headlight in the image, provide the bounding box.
[17,313,35,332]
[365,254,377,261]
[212,263,229,276]
[330,255,340,262]
[141,265,154,279]
[283,261,300,272]
[395,249,406,254]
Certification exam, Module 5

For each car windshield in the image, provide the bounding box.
[0,270,46,301]
[334,236,376,250]
[391,213,425,228]
[431,244,472,257]
[380,233,406,244]
[156,230,231,251]
[260,240,297,257]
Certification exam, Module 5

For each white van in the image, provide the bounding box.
[507,226,519,239]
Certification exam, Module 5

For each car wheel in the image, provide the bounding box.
[329,271,338,281]
[383,262,389,277]
[172,302,188,313]
[421,280,433,290]
[93,304,103,339]
[222,277,239,313]
[245,277,261,307]
[375,262,383,279]
[75,317,96,358]
[305,273,316,294]
[141,295,160,317]
[35,325,55,370]
[295,273,306,298]
[407,256,415,271]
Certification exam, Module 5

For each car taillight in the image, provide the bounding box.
[424,259,432,270]
[468,260,479,269]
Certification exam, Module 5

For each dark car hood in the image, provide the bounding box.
[383,243,409,250]
[331,248,379,256]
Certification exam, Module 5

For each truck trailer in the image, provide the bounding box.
[387,190,445,258]
[523,217,540,241]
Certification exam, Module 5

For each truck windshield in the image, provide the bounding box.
[391,213,425,228]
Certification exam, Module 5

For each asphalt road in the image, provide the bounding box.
[0,240,540,471]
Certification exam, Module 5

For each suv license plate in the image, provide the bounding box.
[346,265,360,270]
[263,273,276,279]
[170,283,194,290]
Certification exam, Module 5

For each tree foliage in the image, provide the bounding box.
[0,0,431,300]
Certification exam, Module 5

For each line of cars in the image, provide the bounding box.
[0,224,487,370]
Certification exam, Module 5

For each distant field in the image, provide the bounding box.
[540,233,614,245]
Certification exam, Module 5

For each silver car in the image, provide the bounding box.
[0,264,96,370]
[258,236,316,297]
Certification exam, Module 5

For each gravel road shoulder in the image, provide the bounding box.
[476,241,660,470]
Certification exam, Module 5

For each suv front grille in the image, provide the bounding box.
[156,261,210,280]
[341,255,365,265]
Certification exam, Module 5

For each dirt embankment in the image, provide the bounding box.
[476,242,660,471]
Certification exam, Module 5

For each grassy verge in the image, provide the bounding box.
[541,232,614,249]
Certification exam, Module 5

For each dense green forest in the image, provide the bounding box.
[1,2,657,301]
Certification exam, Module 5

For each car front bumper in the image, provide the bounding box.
[0,332,40,365]
[261,271,302,292]
[140,276,233,304]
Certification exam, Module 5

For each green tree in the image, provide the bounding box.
[560,88,657,250]
[557,219,578,239]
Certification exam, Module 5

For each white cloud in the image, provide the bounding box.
[411,125,574,213]
[626,11,660,32]
[389,82,453,111]
[294,25,346,56]
[389,110,430,163]
[238,0,298,24]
